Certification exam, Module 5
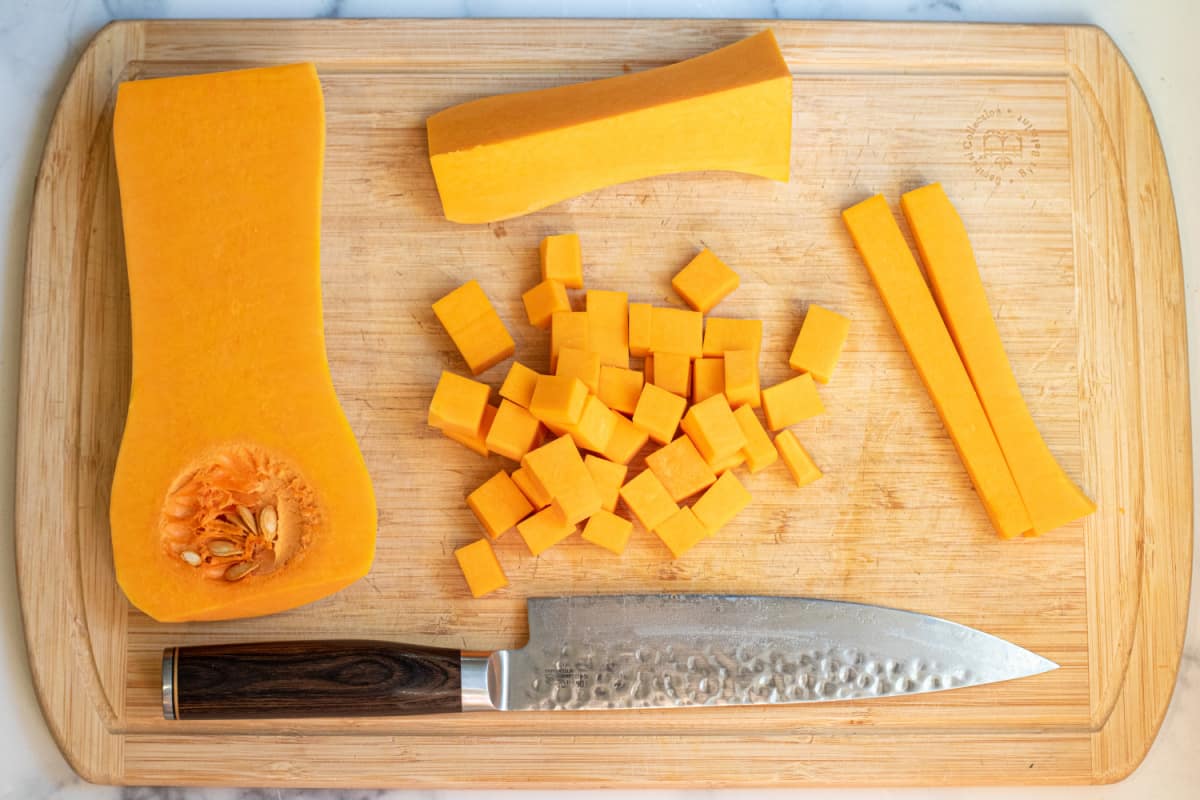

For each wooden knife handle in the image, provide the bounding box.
[165,640,462,719]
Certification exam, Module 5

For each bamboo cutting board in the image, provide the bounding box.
[16,19,1191,788]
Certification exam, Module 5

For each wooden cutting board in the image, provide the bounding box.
[16,19,1190,788]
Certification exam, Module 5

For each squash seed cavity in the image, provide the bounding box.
[159,445,320,581]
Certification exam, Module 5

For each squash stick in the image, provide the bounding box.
[901,184,1094,535]
[842,195,1032,538]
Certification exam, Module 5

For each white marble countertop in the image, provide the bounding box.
[1,0,1195,797]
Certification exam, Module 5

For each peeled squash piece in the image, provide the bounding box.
[427,30,793,223]
[900,184,1095,535]
[110,64,377,622]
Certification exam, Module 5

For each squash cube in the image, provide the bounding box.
[564,394,619,453]
[428,370,491,436]
[485,399,544,461]
[672,248,739,313]
[643,353,655,384]
[529,375,588,427]
[587,289,629,368]
[454,538,508,597]
[584,455,628,513]
[789,304,850,384]
[512,466,552,509]
[723,349,760,408]
[520,434,602,524]
[466,470,534,538]
[432,280,515,375]
[792,303,849,383]
[619,469,679,532]
[499,361,540,408]
[631,382,688,445]
[702,317,762,358]
[733,404,778,473]
[597,365,644,415]
[691,470,751,533]
[680,393,747,463]
[550,310,590,372]
[645,436,717,502]
[706,449,746,475]
[654,507,709,558]
[692,357,725,404]
[539,233,583,289]
[443,403,496,456]
[628,302,653,358]
[650,306,703,358]
[556,346,601,393]
[761,373,825,430]
[775,429,822,487]
[602,413,651,465]
[522,279,570,329]
[516,502,577,555]
[581,509,634,555]
[652,351,692,398]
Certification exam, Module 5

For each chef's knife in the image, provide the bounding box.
[162,594,1056,719]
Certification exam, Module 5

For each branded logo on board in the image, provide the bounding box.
[962,107,1041,185]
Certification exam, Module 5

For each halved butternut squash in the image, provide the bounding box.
[110,63,377,622]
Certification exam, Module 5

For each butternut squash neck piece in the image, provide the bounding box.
[842,195,1031,539]
[901,184,1095,535]
[427,30,793,223]
[110,63,377,622]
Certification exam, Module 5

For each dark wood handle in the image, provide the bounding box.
[167,640,462,719]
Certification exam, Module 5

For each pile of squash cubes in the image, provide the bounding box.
[428,234,849,597]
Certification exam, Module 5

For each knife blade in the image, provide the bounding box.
[163,594,1056,719]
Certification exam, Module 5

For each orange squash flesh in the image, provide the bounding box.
[842,194,1031,538]
[427,30,792,223]
[110,64,377,621]
[900,184,1095,535]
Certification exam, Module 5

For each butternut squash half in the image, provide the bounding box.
[427,30,793,223]
[110,64,377,622]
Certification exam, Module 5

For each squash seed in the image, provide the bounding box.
[207,539,242,557]
[259,505,278,537]
[235,504,258,534]
[223,561,259,581]
[180,550,202,567]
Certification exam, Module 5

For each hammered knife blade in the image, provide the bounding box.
[163,594,1057,719]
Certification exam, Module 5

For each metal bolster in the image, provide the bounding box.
[460,653,501,712]
[161,647,177,720]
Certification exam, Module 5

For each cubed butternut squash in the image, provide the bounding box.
[680,393,747,463]
[692,357,725,404]
[485,399,544,461]
[672,249,739,313]
[760,373,825,431]
[539,233,583,288]
[466,470,534,538]
[432,280,515,375]
[619,469,679,532]
[733,404,778,473]
[654,507,710,558]
[587,289,630,368]
[522,279,570,329]
[631,382,688,445]
[597,365,644,415]
[581,510,634,555]
[516,503,577,555]
[454,538,508,597]
[692,470,752,532]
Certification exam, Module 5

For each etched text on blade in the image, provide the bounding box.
[512,639,974,711]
